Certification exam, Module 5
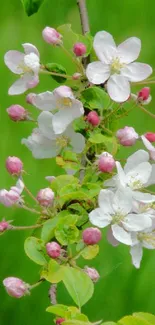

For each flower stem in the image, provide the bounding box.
[77,0,90,34]
[11,224,41,231]
[21,204,41,215]
[137,103,155,118]
[30,279,45,290]
[60,45,84,73]
[24,185,38,203]
[40,69,72,79]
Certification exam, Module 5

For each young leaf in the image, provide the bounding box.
[57,24,78,53]
[21,0,44,16]
[101,323,117,325]
[80,245,99,260]
[89,133,108,144]
[41,218,59,243]
[81,87,110,110]
[118,316,149,325]
[51,175,79,193]
[45,63,67,83]
[63,267,94,307]
[46,304,69,317]
[68,203,88,227]
[133,313,155,324]
[63,321,90,325]
[55,224,79,245]
[41,259,64,283]
[24,237,47,265]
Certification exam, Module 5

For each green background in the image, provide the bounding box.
[1,0,155,324]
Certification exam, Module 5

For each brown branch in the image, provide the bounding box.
[77,0,90,35]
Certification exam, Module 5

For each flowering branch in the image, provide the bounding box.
[77,0,90,34]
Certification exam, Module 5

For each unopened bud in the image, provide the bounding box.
[37,188,54,207]
[7,105,27,122]
[72,73,82,80]
[84,266,100,282]
[26,93,36,104]
[0,220,9,232]
[144,132,155,143]
[116,126,139,146]
[138,87,150,101]
[98,152,115,173]
[46,241,61,258]
[6,156,23,175]
[82,227,102,245]
[3,277,29,298]
[87,111,100,126]
[73,42,86,57]
[42,27,62,45]
[56,318,65,325]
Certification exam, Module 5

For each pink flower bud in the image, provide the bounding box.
[98,152,115,173]
[37,188,54,207]
[82,227,102,245]
[0,220,9,232]
[56,318,65,325]
[6,156,23,175]
[0,189,20,207]
[42,27,62,45]
[144,132,155,143]
[116,126,139,146]
[26,93,36,104]
[72,73,82,80]
[3,277,29,298]
[73,42,86,57]
[84,266,100,282]
[7,105,27,122]
[46,241,61,258]
[54,85,74,99]
[138,87,150,101]
[87,111,100,126]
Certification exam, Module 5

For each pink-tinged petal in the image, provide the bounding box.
[22,43,40,57]
[117,37,141,64]
[121,62,152,82]
[94,31,117,64]
[141,135,155,152]
[32,91,56,111]
[111,224,132,245]
[107,227,119,246]
[107,74,130,102]
[124,149,149,173]
[86,61,110,84]
[130,244,143,269]
[8,73,34,95]
[4,51,25,74]
[53,85,74,100]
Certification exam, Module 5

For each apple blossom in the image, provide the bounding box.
[0,179,24,207]
[141,135,155,160]
[31,86,84,134]
[87,111,100,126]
[116,126,139,146]
[84,266,100,282]
[4,43,40,95]
[104,150,155,203]
[22,111,85,159]
[37,188,54,207]
[26,93,36,104]
[46,241,61,258]
[73,42,86,56]
[42,27,62,45]
[7,104,28,121]
[3,277,29,298]
[86,31,152,102]
[97,152,115,173]
[137,87,152,105]
[145,132,155,143]
[82,227,102,245]
[6,156,23,175]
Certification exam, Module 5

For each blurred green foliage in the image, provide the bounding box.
[1,0,155,324]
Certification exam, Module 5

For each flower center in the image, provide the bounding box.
[57,97,72,108]
[56,135,69,148]
[110,57,125,74]
[112,213,125,224]
[137,232,155,247]
[127,175,143,190]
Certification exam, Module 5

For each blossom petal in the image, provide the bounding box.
[126,162,152,187]
[98,189,115,214]
[107,227,119,246]
[123,213,152,232]
[94,31,117,64]
[117,37,141,64]
[146,164,155,187]
[52,99,84,134]
[130,244,143,268]
[38,111,56,140]
[89,208,112,228]
[121,62,152,82]
[22,43,40,57]
[111,224,132,245]
[86,61,110,84]
[124,149,149,173]
[107,74,130,102]
[32,91,56,111]
[4,50,25,74]
[70,132,85,153]
[141,135,155,152]
[115,161,127,187]
[133,191,155,203]
[104,175,118,188]
[8,73,33,95]
[113,188,132,215]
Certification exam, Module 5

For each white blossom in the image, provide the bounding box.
[104,150,155,203]
[141,135,155,160]
[89,188,152,245]
[22,111,85,159]
[0,179,24,207]
[31,86,84,134]
[86,31,152,102]
[4,43,40,95]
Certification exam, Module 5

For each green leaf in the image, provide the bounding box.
[81,87,110,110]
[46,304,69,317]
[45,63,67,83]
[89,133,107,144]
[46,305,86,320]
[24,237,47,265]
[51,175,79,194]
[63,321,90,325]
[41,259,64,283]
[62,151,78,163]
[133,313,155,324]
[82,183,101,198]
[57,24,78,53]
[41,218,59,243]
[59,191,90,207]
[21,0,44,16]
[55,223,79,245]
[68,203,88,227]
[118,316,150,325]
[63,267,94,307]
[81,245,99,260]
[101,323,117,325]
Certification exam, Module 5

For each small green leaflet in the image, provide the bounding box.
[21,0,44,16]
